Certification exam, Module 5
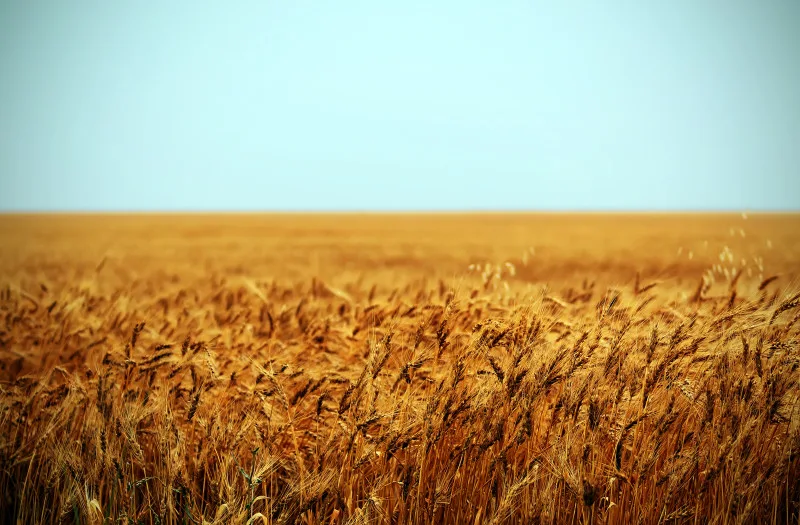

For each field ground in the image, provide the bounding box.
[1,213,799,524]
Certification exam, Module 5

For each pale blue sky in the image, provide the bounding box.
[1,2,798,211]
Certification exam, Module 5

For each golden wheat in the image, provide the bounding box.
[0,213,799,524]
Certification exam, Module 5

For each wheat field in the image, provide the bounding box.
[1,213,799,524]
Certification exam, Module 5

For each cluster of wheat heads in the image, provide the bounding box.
[1,265,799,524]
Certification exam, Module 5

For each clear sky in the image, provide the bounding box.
[1,2,798,212]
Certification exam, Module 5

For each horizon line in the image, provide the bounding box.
[2,208,799,215]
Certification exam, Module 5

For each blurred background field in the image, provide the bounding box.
[2,213,798,293]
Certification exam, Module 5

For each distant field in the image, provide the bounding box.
[1,213,799,524]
